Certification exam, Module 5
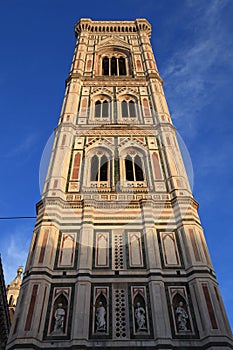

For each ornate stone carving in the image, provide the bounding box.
[135,302,147,331]
[96,301,106,331]
[175,301,189,331]
[53,303,66,334]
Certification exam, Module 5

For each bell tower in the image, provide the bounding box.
[7,18,233,350]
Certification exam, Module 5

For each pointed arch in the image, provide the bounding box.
[129,99,136,117]
[102,56,109,75]
[111,56,117,75]
[102,100,109,118]
[125,155,134,181]
[119,56,126,75]
[50,293,68,334]
[95,100,101,118]
[134,155,144,181]
[91,155,99,181]
[119,95,138,120]
[121,100,128,118]
[100,154,108,181]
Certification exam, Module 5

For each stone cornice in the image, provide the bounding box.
[74,18,151,38]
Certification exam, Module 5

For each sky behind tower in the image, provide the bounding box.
[0,0,233,329]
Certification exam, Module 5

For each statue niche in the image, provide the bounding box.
[50,294,68,335]
[95,293,107,333]
[133,293,147,332]
[173,294,191,332]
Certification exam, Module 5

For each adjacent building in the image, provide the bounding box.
[0,256,10,350]
[6,266,23,324]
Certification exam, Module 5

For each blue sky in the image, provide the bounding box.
[0,0,233,329]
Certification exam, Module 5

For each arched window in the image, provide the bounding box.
[95,101,101,118]
[125,154,144,181]
[101,55,128,76]
[91,154,109,182]
[119,56,126,75]
[121,100,128,118]
[134,155,144,181]
[125,155,134,180]
[9,295,14,306]
[94,100,109,119]
[129,100,136,117]
[121,99,136,118]
[100,155,108,181]
[111,57,117,75]
[102,100,108,118]
[91,155,99,181]
[102,57,109,75]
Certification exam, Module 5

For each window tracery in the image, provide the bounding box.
[84,147,113,191]
[102,55,127,76]
[121,100,136,118]
[94,100,109,118]
[119,147,148,190]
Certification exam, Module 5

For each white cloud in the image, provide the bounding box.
[1,224,32,284]
[161,0,233,136]
[2,133,38,159]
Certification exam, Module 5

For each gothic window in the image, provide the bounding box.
[129,100,136,117]
[121,100,136,118]
[9,295,14,306]
[102,100,108,118]
[91,154,109,182]
[95,101,101,117]
[121,101,128,118]
[119,56,126,75]
[102,56,109,75]
[95,100,109,118]
[91,155,99,181]
[101,55,127,76]
[100,155,108,181]
[125,155,144,181]
[111,57,117,75]
[125,155,134,180]
[120,147,147,189]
